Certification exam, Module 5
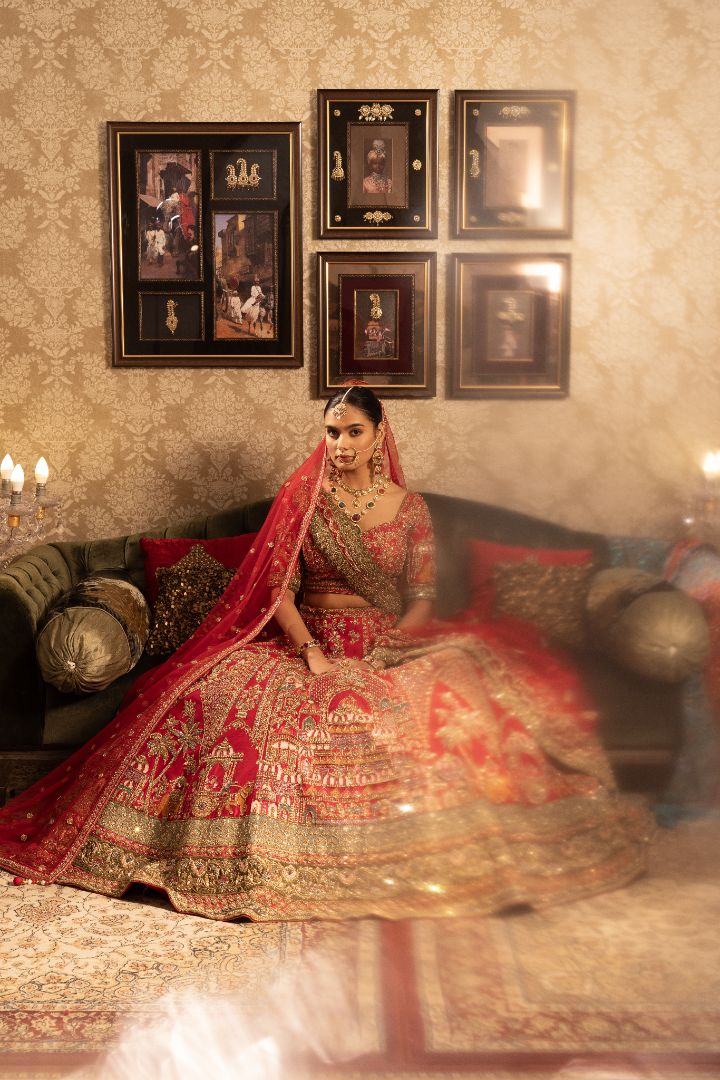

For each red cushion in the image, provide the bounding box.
[467,537,594,619]
[140,533,258,604]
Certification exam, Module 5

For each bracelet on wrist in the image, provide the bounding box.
[296,638,320,656]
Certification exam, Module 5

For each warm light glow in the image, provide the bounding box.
[10,464,24,493]
[702,450,720,482]
[0,454,13,481]
[35,456,49,484]
[520,262,563,293]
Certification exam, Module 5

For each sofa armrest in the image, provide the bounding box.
[0,544,74,747]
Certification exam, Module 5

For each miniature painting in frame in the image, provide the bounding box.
[318,252,436,398]
[450,254,571,399]
[318,90,438,239]
[108,121,302,367]
[453,91,574,238]
[137,151,201,280]
[213,212,278,341]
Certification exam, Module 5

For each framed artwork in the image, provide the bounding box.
[107,121,302,367]
[449,254,571,399]
[318,89,438,239]
[317,251,436,398]
[453,90,574,238]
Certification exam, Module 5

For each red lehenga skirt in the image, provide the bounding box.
[0,609,652,920]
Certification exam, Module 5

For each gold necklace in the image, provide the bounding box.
[329,473,388,527]
[336,475,375,497]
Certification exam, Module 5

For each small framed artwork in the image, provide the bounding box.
[453,90,574,238]
[318,251,436,398]
[107,121,302,367]
[450,254,571,399]
[318,89,438,239]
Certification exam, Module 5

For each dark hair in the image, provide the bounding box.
[324,386,382,426]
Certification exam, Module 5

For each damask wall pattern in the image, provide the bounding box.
[0,0,718,541]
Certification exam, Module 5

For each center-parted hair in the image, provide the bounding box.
[324,387,382,426]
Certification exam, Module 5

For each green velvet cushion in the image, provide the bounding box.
[36,571,150,694]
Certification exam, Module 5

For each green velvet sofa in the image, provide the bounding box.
[0,493,687,804]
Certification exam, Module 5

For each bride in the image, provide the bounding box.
[0,388,651,920]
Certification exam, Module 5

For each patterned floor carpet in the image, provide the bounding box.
[0,819,719,1079]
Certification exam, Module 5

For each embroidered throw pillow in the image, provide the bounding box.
[145,545,235,656]
[491,560,596,649]
[140,533,257,604]
[465,538,596,649]
[36,570,150,694]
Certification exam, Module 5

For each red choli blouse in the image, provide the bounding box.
[283,490,436,603]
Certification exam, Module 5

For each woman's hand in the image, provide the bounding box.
[346,659,378,673]
[305,648,337,675]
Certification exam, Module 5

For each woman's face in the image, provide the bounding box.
[324,404,380,474]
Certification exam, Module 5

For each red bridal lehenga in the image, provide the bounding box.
[0,428,652,920]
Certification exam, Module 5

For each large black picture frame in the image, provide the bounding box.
[107,121,303,367]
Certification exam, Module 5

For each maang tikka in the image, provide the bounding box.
[332,387,352,421]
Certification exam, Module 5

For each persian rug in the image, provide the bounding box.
[0,820,719,1079]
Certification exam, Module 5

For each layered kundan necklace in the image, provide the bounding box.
[329,472,388,530]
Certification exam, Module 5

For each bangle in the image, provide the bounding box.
[296,638,320,656]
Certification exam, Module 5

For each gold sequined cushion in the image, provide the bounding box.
[146,545,234,656]
[491,560,595,649]
[586,567,710,682]
[36,571,150,694]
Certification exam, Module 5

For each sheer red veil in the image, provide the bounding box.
[0,398,405,881]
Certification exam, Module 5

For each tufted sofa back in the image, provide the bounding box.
[0,493,608,748]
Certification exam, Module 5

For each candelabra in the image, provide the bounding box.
[0,454,62,569]
[680,451,720,544]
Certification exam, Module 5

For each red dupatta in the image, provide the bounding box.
[0,416,406,882]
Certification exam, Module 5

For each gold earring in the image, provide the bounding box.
[328,457,340,483]
[373,444,384,471]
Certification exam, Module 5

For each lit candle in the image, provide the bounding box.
[35,457,49,485]
[702,451,720,484]
[0,454,13,481]
[10,464,24,494]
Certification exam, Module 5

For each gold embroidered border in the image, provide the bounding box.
[68,793,652,921]
[309,495,402,615]
[96,789,649,859]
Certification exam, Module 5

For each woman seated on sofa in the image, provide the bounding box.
[0,387,652,920]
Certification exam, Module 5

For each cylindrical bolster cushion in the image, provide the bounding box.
[586,567,710,683]
[36,571,149,694]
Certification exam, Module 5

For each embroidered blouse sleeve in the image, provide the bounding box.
[405,495,436,602]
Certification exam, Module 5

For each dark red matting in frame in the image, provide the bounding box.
[339,274,415,376]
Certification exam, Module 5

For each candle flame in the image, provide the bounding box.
[702,450,720,482]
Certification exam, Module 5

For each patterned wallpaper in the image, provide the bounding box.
[0,0,718,542]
